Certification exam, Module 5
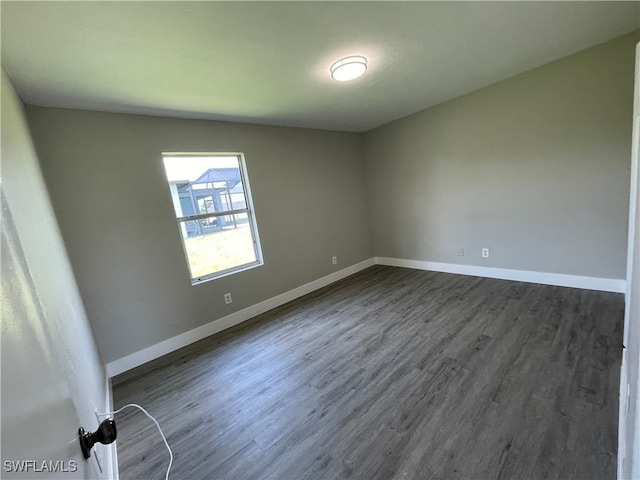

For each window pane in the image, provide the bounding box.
[165,156,248,217]
[180,216,257,279]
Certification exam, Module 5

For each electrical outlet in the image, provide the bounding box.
[457,248,464,256]
[482,248,490,258]
[224,293,232,304]
[332,256,338,265]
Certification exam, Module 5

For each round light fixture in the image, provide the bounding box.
[330,56,367,81]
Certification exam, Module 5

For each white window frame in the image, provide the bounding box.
[162,152,263,285]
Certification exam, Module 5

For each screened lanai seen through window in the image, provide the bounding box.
[162,153,263,284]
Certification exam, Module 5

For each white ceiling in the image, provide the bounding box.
[2,1,639,133]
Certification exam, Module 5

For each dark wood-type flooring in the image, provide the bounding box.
[113,266,624,480]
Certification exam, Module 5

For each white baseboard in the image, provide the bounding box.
[106,258,375,377]
[107,256,625,376]
[375,257,626,293]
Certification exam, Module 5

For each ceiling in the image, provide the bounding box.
[2,2,639,133]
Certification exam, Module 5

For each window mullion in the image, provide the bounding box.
[177,209,249,223]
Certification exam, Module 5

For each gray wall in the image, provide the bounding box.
[25,108,373,363]
[364,32,637,279]
[1,71,113,478]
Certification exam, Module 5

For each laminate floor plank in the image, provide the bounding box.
[113,266,623,479]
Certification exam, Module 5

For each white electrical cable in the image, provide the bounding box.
[99,403,173,480]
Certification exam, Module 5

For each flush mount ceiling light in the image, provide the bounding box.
[330,56,367,81]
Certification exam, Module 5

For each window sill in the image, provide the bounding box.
[191,260,263,286]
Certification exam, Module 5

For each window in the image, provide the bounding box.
[162,153,263,284]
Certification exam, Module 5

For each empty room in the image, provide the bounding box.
[2,2,640,479]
